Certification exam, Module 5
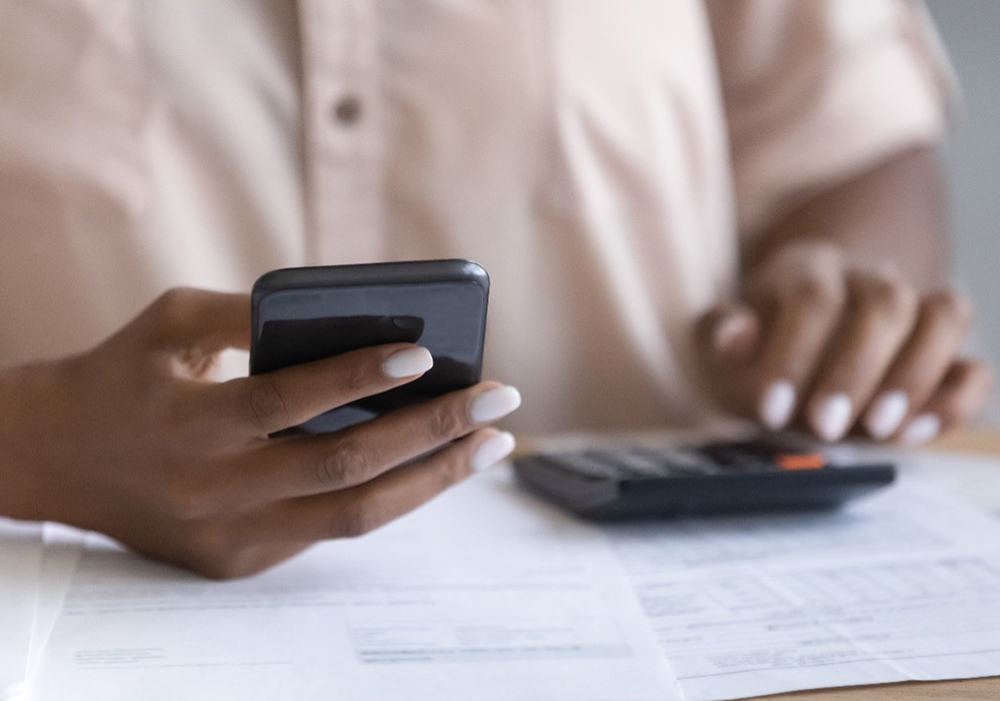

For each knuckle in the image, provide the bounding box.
[778,241,842,269]
[335,502,379,539]
[246,378,290,433]
[341,360,371,392]
[790,275,845,314]
[858,276,918,323]
[747,243,843,304]
[924,290,973,330]
[809,243,844,270]
[316,440,370,490]
[430,401,467,439]
[161,476,215,522]
[438,450,471,490]
[151,287,197,328]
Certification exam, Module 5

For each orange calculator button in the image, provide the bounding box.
[777,453,826,470]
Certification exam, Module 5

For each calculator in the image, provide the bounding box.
[512,438,895,519]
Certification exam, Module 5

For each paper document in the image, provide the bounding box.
[22,456,1000,701]
[891,448,1000,516]
[29,475,678,701]
[608,484,1000,700]
[0,519,43,696]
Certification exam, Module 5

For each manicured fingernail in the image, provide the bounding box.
[760,381,796,430]
[382,347,434,378]
[902,413,940,446]
[472,431,517,471]
[470,386,522,423]
[713,314,751,353]
[812,393,853,442]
[864,391,909,440]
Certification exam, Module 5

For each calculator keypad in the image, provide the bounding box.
[514,439,894,518]
[540,443,829,481]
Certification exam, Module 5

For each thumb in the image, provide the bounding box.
[695,303,761,367]
[135,288,252,353]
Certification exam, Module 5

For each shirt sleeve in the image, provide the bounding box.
[707,0,958,242]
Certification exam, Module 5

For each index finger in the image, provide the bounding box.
[202,343,434,436]
[751,277,846,430]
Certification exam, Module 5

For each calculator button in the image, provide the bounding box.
[543,452,622,480]
[776,453,826,470]
[695,443,741,465]
[629,448,721,475]
[581,450,667,479]
[696,443,774,471]
[603,451,669,478]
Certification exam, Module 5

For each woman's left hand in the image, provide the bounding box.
[695,241,994,444]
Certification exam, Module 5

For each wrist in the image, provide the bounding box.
[0,365,52,521]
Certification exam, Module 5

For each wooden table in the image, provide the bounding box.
[767,428,1000,701]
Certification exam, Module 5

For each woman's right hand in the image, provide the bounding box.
[0,288,521,579]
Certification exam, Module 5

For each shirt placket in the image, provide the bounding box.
[298,0,384,265]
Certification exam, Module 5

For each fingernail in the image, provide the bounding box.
[902,413,940,446]
[812,393,853,442]
[472,431,517,471]
[864,391,909,440]
[382,347,434,378]
[713,314,751,353]
[760,381,796,430]
[470,386,522,423]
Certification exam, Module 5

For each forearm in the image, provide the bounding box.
[747,146,949,290]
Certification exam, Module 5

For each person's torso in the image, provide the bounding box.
[0,0,739,432]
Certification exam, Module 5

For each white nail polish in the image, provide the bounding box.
[812,393,853,442]
[713,315,751,353]
[760,381,796,430]
[864,391,909,440]
[902,414,940,446]
[382,347,433,378]
[472,431,517,471]
[470,386,522,423]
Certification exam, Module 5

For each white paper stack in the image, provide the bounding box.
[0,520,43,697]
[2,449,1000,701]
[1,524,84,701]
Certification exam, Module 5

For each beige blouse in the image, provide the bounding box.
[0,0,951,432]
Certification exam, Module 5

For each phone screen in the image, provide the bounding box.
[251,273,488,433]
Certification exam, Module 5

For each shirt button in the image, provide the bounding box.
[332,95,363,126]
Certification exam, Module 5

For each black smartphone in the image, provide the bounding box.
[250,259,490,433]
